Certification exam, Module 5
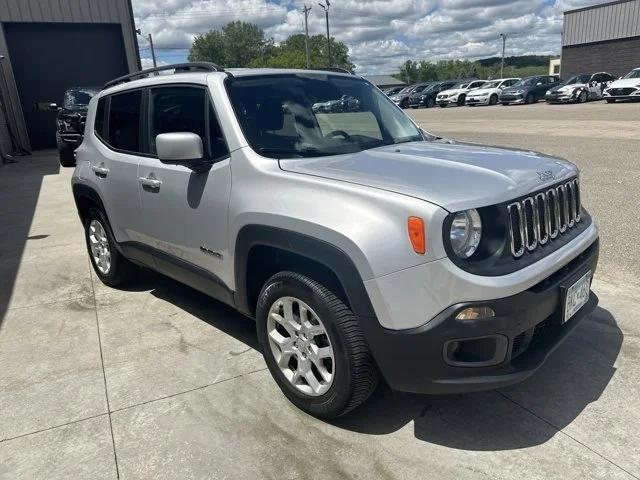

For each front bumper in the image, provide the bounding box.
[408,98,425,107]
[466,97,489,105]
[500,94,524,103]
[545,93,577,103]
[360,239,599,394]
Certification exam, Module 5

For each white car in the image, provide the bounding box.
[603,68,640,102]
[465,78,520,106]
[436,80,486,107]
[545,72,615,104]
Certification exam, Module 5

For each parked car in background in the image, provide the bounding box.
[436,80,486,107]
[383,86,404,96]
[465,78,520,106]
[409,81,458,108]
[603,68,640,102]
[54,87,100,166]
[389,85,418,108]
[500,76,560,105]
[545,72,615,104]
[405,83,433,108]
[313,95,361,113]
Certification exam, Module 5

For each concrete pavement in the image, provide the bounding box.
[1,106,639,479]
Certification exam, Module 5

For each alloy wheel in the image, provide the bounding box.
[88,219,111,275]
[266,296,335,396]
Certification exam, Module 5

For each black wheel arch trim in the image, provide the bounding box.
[233,225,376,320]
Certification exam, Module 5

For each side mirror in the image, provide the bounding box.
[536,82,543,86]
[156,132,203,163]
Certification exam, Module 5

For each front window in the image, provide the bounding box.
[226,74,424,159]
[64,88,99,109]
[512,77,536,87]
[623,69,640,79]
[481,80,501,89]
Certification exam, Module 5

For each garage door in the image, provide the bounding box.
[4,22,129,150]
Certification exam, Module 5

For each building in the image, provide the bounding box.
[0,0,140,154]
[549,58,561,76]
[562,0,640,79]
[362,75,406,89]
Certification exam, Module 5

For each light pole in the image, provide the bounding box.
[136,29,157,68]
[303,5,312,69]
[318,0,331,67]
[499,33,507,78]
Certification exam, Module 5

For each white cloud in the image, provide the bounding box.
[131,0,617,74]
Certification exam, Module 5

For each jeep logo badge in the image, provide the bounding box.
[537,170,556,182]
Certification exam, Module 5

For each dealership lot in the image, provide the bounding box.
[1,103,639,479]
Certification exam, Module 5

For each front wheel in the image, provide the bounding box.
[457,95,466,106]
[606,98,616,103]
[256,272,379,418]
[426,98,436,108]
[578,91,588,103]
[525,93,534,104]
[489,94,498,105]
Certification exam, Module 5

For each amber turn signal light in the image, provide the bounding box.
[407,217,426,254]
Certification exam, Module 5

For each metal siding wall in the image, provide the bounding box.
[0,0,139,152]
[564,0,640,46]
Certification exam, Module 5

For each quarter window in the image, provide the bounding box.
[108,90,142,153]
[94,97,106,139]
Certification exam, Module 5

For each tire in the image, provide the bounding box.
[525,93,534,104]
[256,272,379,418]
[578,91,588,103]
[457,95,466,106]
[401,99,408,109]
[438,104,447,108]
[426,97,436,108]
[411,106,419,109]
[84,207,137,287]
[58,143,76,167]
[501,102,510,106]
[489,94,498,106]
[606,98,616,103]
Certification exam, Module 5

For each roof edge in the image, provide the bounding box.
[564,0,637,15]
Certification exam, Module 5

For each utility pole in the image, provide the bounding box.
[499,33,507,78]
[303,5,312,69]
[136,29,157,68]
[318,0,331,67]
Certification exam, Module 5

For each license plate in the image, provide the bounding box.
[564,271,591,323]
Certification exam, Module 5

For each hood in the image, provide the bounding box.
[607,78,640,88]
[551,83,587,93]
[438,88,464,96]
[502,85,528,93]
[467,87,497,96]
[279,140,577,212]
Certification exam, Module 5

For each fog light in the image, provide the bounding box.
[455,307,495,321]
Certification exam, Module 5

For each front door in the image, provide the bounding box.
[137,85,232,287]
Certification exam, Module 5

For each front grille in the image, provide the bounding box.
[608,88,635,96]
[507,179,581,258]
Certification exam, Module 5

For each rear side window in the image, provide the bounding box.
[108,90,142,153]
[94,97,106,139]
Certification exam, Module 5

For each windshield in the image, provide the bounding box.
[64,88,99,108]
[563,75,591,85]
[480,80,501,89]
[623,69,640,79]
[226,74,424,159]
[512,77,537,87]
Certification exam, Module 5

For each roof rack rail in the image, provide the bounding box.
[316,67,353,75]
[103,62,226,89]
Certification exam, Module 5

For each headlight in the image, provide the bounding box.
[546,90,551,95]
[449,209,482,258]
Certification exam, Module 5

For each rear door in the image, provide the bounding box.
[137,85,232,283]
[90,90,144,245]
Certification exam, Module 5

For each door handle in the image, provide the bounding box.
[92,164,109,177]
[138,176,162,189]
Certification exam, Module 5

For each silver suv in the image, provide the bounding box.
[72,63,600,418]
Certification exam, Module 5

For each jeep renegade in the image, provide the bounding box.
[72,63,599,418]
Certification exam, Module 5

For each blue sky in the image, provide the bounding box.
[131,0,611,73]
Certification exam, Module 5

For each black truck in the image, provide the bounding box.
[53,87,99,166]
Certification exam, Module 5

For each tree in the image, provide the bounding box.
[250,34,354,71]
[188,21,272,67]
